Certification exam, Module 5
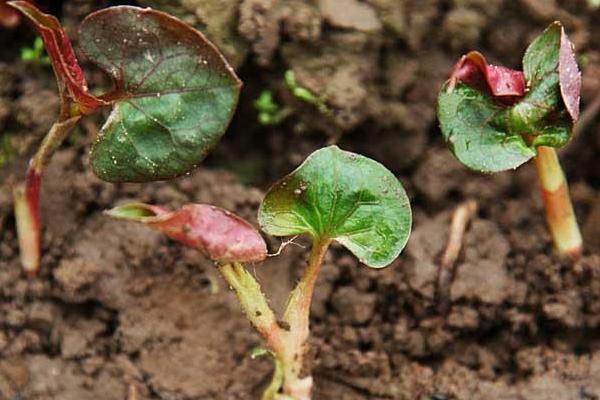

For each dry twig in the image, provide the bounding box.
[436,200,478,314]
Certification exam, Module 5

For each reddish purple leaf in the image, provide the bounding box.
[449,51,525,99]
[559,27,581,121]
[8,1,106,114]
[107,203,268,264]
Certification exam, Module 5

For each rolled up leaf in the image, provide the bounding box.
[8,1,106,114]
[449,51,525,99]
[106,203,267,264]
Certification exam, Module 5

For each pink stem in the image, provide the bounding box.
[13,166,42,274]
[13,116,80,274]
[280,237,331,400]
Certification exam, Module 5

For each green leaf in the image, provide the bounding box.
[523,22,562,86]
[258,146,411,268]
[79,6,241,182]
[505,22,563,134]
[438,83,536,172]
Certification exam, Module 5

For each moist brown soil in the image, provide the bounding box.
[2,0,600,399]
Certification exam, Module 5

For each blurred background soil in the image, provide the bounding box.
[2,0,600,399]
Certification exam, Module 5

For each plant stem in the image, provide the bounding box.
[534,146,583,260]
[218,238,331,400]
[218,262,286,400]
[279,237,331,400]
[13,116,80,274]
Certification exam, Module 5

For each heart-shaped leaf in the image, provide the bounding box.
[106,203,267,264]
[438,21,580,173]
[8,1,107,113]
[258,146,411,268]
[78,6,242,182]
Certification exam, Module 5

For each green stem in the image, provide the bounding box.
[279,237,331,400]
[218,263,285,399]
[218,238,331,400]
[13,116,81,274]
[251,348,285,400]
[264,355,285,400]
[30,116,81,173]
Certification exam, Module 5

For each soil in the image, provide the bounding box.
[2,0,600,399]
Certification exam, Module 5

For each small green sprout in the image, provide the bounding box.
[254,90,293,125]
[20,37,50,66]
[285,70,331,115]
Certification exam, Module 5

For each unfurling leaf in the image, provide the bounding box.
[8,1,106,113]
[558,27,581,121]
[78,6,241,182]
[449,51,525,99]
[258,146,411,268]
[438,21,581,173]
[106,203,267,264]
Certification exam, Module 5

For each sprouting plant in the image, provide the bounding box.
[8,2,241,274]
[254,90,293,125]
[437,21,583,259]
[107,145,412,400]
[20,36,50,66]
[285,70,331,116]
[21,36,52,65]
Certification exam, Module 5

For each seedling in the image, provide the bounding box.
[253,71,331,127]
[107,145,412,399]
[8,2,241,274]
[285,70,331,116]
[254,90,293,126]
[438,21,583,259]
[20,36,50,66]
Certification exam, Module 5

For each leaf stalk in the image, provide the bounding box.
[279,237,330,399]
[218,238,331,400]
[13,116,80,274]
